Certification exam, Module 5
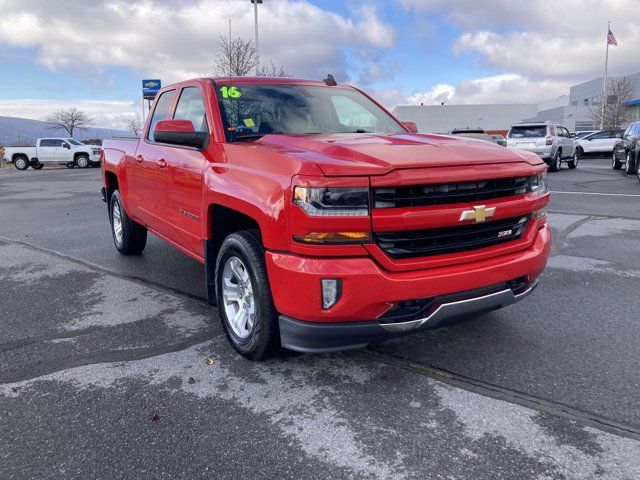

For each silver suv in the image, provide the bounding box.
[506,122,579,172]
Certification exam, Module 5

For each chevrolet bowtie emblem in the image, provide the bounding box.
[459,205,496,223]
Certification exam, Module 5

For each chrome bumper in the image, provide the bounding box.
[380,280,538,333]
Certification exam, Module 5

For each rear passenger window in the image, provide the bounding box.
[173,87,208,133]
[147,90,175,142]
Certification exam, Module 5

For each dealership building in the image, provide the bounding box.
[393,71,640,134]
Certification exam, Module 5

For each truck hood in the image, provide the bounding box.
[255,133,543,176]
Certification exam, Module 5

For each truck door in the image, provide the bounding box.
[38,139,63,162]
[158,85,209,257]
[133,89,176,227]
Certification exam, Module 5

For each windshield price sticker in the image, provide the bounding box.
[220,86,242,99]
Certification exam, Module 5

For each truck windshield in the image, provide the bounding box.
[66,139,84,145]
[214,84,405,141]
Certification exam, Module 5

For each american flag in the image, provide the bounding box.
[607,29,618,46]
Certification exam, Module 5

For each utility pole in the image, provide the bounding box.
[228,18,232,78]
[251,0,263,75]
[600,21,611,130]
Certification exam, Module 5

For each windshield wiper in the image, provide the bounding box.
[351,129,371,133]
[233,133,267,142]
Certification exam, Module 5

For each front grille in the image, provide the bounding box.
[374,215,529,259]
[374,176,534,208]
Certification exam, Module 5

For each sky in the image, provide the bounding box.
[0,0,639,129]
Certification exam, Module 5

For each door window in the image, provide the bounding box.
[40,139,63,147]
[173,87,209,133]
[147,90,175,142]
[589,131,609,139]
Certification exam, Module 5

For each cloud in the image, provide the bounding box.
[0,99,142,130]
[372,73,569,111]
[399,0,640,83]
[0,0,396,83]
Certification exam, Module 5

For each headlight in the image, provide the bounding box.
[530,172,547,196]
[293,187,369,216]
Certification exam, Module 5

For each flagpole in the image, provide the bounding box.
[600,21,610,130]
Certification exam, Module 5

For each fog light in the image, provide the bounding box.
[321,279,342,310]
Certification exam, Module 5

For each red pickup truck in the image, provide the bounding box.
[101,77,550,360]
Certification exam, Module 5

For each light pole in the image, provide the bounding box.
[250,0,262,75]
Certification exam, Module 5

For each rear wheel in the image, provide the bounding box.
[568,149,579,169]
[612,150,623,170]
[215,230,279,360]
[32,163,44,170]
[76,154,90,168]
[109,190,147,255]
[549,150,561,172]
[14,156,29,170]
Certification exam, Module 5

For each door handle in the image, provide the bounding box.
[135,155,144,163]
[156,158,167,168]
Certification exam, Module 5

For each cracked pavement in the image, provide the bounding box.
[1,159,640,478]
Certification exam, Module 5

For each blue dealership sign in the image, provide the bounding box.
[142,79,161,100]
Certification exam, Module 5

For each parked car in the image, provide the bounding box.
[578,130,624,155]
[612,122,640,174]
[572,130,598,139]
[491,134,507,146]
[2,138,101,170]
[448,128,497,144]
[101,77,551,360]
[506,122,579,172]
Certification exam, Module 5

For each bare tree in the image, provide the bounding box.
[127,117,143,136]
[213,36,291,77]
[214,36,258,77]
[591,78,636,129]
[46,108,94,137]
[257,61,291,78]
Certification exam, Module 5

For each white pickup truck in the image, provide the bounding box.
[3,138,101,170]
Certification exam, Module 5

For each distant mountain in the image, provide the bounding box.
[0,116,133,146]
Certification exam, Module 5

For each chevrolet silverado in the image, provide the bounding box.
[101,77,551,360]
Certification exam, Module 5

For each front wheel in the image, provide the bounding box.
[549,151,561,172]
[612,151,623,170]
[568,150,579,169]
[215,230,279,360]
[625,152,637,175]
[76,155,90,168]
[14,156,29,170]
[109,190,147,255]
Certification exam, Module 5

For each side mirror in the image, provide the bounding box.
[402,121,418,133]
[62,143,70,149]
[154,119,208,149]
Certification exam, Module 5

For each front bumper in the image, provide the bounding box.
[280,280,538,353]
[267,224,551,352]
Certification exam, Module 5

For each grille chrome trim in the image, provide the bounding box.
[374,215,529,259]
[374,176,533,209]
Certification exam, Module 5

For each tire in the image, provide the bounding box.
[76,154,90,168]
[567,149,579,169]
[65,161,75,169]
[625,152,636,175]
[32,163,44,170]
[549,150,561,172]
[215,230,279,360]
[612,150,623,170]
[109,189,147,255]
[14,156,29,170]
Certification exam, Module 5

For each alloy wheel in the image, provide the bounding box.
[222,256,256,339]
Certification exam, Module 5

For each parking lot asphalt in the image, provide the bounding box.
[1,158,640,479]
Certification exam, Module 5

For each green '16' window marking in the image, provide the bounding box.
[220,86,241,99]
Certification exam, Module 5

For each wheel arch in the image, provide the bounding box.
[204,203,263,306]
